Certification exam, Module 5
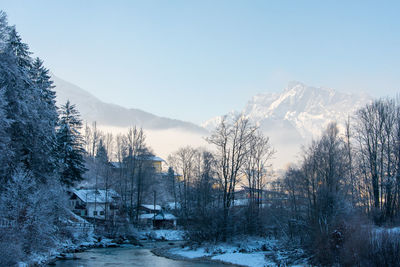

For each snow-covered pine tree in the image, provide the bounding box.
[0,11,71,264]
[7,26,31,69]
[0,21,59,183]
[0,169,66,265]
[0,90,10,181]
[56,100,87,187]
[28,57,59,182]
[0,19,33,179]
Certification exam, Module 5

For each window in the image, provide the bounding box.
[100,211,105,215]
[93,211,97,216]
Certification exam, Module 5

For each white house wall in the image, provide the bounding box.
[86,203,110,220]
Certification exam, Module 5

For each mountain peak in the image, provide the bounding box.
[203,82,372,169]
[285,81,306,92]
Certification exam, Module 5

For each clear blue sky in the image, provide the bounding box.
[2,0,399,123]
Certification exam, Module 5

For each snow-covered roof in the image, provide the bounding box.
[139,214,156,220]
[134,155,165,162]
[140,204,162,211]
[149,156,165,162]
[139,212,176,221]
[73,189,120,204]
[154,213,177,221]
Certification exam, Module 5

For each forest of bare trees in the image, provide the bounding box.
[278,98,400,265]
[161,98,400,266]
[166,116,275,241]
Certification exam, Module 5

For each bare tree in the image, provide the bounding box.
[168,146,197,220]
[206,115,257,240]
[355,99,398,221]
[115,133,128,205]
[125,126,147,221]
[242,131,275,233]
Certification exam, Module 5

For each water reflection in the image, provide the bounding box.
[54,246,228,267]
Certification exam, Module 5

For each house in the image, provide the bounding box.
[138,204,162,214]
[138,213,156,226]
[69,188,120,220]
[136,203,177,228]
[138,211,177,229]
[148,156,165,173]
[153,212,177,229]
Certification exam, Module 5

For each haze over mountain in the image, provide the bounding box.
[52,75,207,134]
[203,82,372,168]
[53,75,371,169]
[52,75,209,161]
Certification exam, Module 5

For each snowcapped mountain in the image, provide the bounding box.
[52,76,371,169]
[203,82,372,168]
[204,81,371,139]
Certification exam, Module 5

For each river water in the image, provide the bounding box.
[54,245,229,267]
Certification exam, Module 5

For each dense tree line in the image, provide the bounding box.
[168,116,275,241]
[167,99,400,266]
[279,98,400,265]
[0,11,86,265]
[82,123,158,229]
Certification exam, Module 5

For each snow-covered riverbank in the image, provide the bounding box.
[165,236,309,267]
[19,233,121,266]
[20,229,185,266]
[22,230,309,267]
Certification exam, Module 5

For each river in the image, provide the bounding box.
[54,244,231,267]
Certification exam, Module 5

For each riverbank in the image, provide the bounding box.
[23,230,308,266]
[20,234,123,266]
[20,229,183,266]
[152,245,244,266]
[155,236,309,267]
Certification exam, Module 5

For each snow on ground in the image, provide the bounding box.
[212,252,274,267]
[139,229,185,241]
[374,226,400,234]
[169,247,211,259]
[23,227,119,266]
[168,236,308,267]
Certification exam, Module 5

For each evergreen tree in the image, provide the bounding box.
[56,100,86,187]
[0,18,33,179]
[0,22,58,183]
[7,26,31,69]
[0,11,70,263]
[0,90,10,181]
[95,139,109,165]
[28,57,58,181]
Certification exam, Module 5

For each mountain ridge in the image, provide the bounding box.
[203,81,371,139]
[52,74,208,134]
[52,76,372,169]
[202,82,372,168]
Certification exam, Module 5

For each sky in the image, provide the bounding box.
[1,0,400,124]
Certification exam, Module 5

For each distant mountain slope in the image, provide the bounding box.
[204,81,371,139]
[52,75,207,134]
[52,75,372,169]
[203,82,372,167]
